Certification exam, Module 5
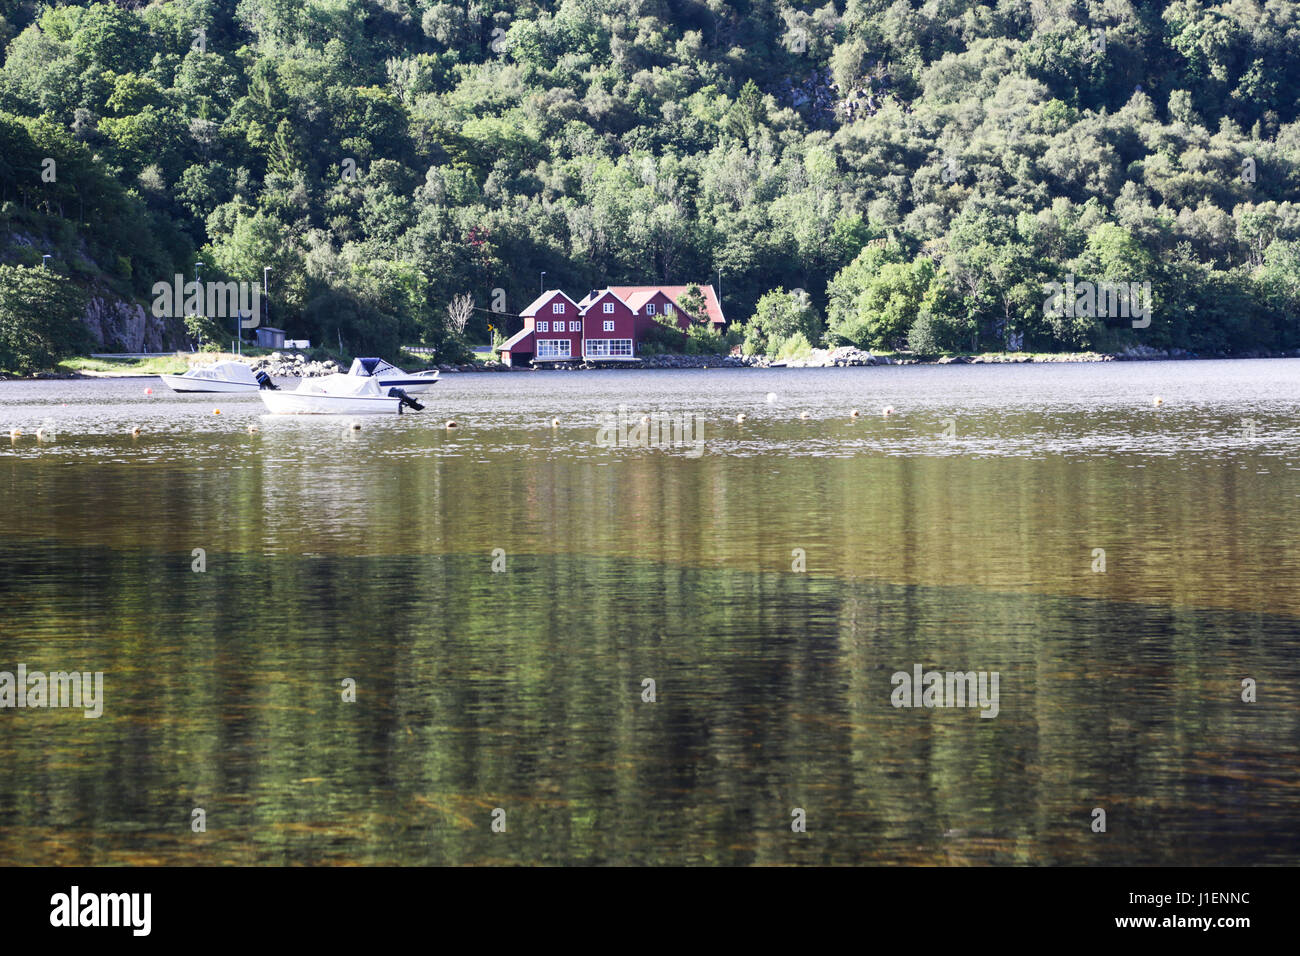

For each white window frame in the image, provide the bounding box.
[603,302,614,313]
[537,320,548,332]
[569,321,580,332]
[665,303,675,315]
[553,302,565,314]
[536,339,572,358]
[603,319,615,331]
[585,338,633,358]
[646,303,656,315]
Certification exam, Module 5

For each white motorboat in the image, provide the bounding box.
[348,357,440,395]
[160,361,262,393]
[259,372,425,415]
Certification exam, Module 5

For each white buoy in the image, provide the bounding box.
[1153,396,1163,406]
[8,428,21,439]
[551,418,560,428]
[850,408,860,418]
[766,392,777,404]
[131,426,141,437]
[248,424,259,433]
[882,405,895,416]
[736,413,747,423]
[799,411,810,419]
[446,420,458,429]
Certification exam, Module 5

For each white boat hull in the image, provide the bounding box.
[160,374,260,393]
[259,390,406,415]
[377,375,437,394]
[347,358,439,394]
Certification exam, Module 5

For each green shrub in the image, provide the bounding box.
[907,312,941,356]
[684,324,728,355]
[0,265,90,374]
[774,331,813,361]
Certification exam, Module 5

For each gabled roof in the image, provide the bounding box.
[520,289,580,317]
[607,285,725,326]
[578,288,627,315]
[499,326,533,351]
[622,290,660,313]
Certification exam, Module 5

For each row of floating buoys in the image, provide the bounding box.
[531,407,904,428]
[16,395,1175,445]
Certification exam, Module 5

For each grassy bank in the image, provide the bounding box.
[57,354,192,377]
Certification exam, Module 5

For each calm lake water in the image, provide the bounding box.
[1,360,1298,865]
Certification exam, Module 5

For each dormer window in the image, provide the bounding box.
[646,303,656,315]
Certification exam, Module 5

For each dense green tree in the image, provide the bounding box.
[740,287,822,356]
[0,264,89,373]
[827,243,936,350]
[3,0,1300,366]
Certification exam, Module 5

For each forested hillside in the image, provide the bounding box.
[4,0,1300,370]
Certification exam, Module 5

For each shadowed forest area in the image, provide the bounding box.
[3,0,1300,371]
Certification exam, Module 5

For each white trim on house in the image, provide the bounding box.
[584,338,633,358]
[536,339,572,359]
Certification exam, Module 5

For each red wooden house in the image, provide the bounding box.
[575,288,639,361]
[498,289,583,366]
[497,284,726,366]
[614,286,727,335]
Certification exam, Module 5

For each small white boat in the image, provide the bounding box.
[259,373,425,415]
[348,357,440,394]
[160,361,262,393]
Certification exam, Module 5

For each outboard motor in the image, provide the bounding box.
[256,370,278,390]
[389,387,424,412]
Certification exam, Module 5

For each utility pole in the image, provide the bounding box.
[263,265,271,354]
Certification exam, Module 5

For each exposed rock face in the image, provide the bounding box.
[82,296,183,352]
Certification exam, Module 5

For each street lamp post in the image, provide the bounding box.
[540,271,546,293]
[263,267,270,349]
[194,261,205,349]
[41,255,51,269]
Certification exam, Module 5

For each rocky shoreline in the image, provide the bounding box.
[432,343,1300,372]
[247,352,340,378]
[14,343,1300,382]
